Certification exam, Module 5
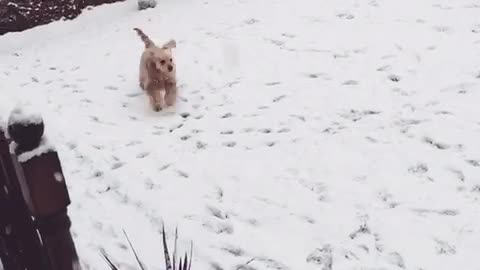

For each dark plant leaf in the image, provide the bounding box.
[162,224,173,270]
[123,229,146,270]
[100,248,119,270]
[183,252,188,270]
[188,241,193,270]
[173,227,178,270]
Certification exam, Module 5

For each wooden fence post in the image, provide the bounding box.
[4,109,81,270]
[0,127,48,270]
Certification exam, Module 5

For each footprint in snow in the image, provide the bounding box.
[223,141,237,147]
[258,128,272,134]
[207,205,228,220]
[196,141,207,149]
[388,252,406,269]
[126,140,142,147]
[221,112,234,119]
[221,245,244,257]
[388,74,401,82]
[408,163,429,174]
[466,160,480,167]
[180,135,191,141]
[277,127,290,133]
[169,123,183,133]
[209,262,224,270]
[244,18,259,25]
[220,130,234,135]
[242,127,254,133]
[176,170,189,178]
[126,92,143,98]
[265,141,276,147]
[433,25,451,33]
[111,162,125,170]
[136,152,150,159]
[423,137,449,150]
[449,168,465,182]
[180,112,190,119]
[337,12,354,19]
[159,163,171,171]
[343,80,359,86]
[377,65,392,72]
[104,85,118,91]
[472,24,480,34]
[272,95,287,103]
[435,239,456,255]
[92,171,103,178]
[306,245,333,269]
[265,81,281,86]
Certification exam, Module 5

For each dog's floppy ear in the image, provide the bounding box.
[162,39,176,49]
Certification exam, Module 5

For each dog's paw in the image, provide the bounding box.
[152,104,163,112]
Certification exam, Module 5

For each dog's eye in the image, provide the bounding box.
[160,60,166,65]
[170,58,173,62]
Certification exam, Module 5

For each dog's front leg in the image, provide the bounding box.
[165,82,177,106]
[149,90,166,112]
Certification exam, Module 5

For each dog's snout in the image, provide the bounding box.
[167,65,173,72]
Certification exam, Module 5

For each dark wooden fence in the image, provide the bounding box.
[0,111,80,270]
[0,0,125,35]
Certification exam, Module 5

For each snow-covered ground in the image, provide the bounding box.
[1,0,480,269]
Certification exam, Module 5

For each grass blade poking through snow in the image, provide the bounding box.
[188,241,193,270]
[162,224,173,270]
[183,252,189,270]
[123,229,146,270]
[100,248,119,270]
[100,226,193,269]
[173,227,178,270]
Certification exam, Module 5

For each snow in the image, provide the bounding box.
[8,141,17,155]
[8,102,43,126]
[1,0,480,269]
[16,138,56,163]
[54,172,65,182]
[0,96,15,133]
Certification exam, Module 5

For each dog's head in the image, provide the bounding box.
[146,40,177,81]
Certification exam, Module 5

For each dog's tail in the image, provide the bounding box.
[133,28,155,48]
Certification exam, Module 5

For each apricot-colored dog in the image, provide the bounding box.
[134,28,177,111]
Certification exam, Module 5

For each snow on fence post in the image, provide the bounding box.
[0,126,48,270]
[4,108,81,270]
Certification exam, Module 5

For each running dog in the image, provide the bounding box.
[133,28,177,111]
